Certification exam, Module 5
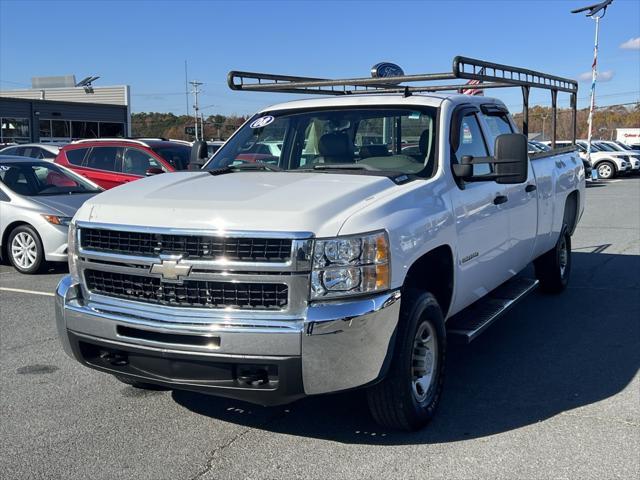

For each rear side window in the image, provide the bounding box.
[85,147,122,172]
[1,147,18,156]
[65,148,89,166]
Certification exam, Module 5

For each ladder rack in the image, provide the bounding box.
[227,56,578,144]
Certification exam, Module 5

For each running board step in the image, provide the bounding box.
[447,277,539,344]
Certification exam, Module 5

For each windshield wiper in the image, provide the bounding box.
[296,163,377,172]
[208,163,283,176]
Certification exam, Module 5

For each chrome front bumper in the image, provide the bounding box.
[55,275,401,404]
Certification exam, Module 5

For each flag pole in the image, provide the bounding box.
[586,15,600,180]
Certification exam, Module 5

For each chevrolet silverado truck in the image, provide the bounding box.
[56,57,585,430]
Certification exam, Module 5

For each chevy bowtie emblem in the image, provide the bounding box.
[150,256,192,281]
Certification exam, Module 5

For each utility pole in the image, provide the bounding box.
[189,80,203,140]
[571,0,614,180]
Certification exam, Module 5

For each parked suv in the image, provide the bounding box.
[54,139,191,189]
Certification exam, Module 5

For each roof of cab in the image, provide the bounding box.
[257,92,504,114]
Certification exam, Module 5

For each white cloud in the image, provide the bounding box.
[620,37,640,50]
[578,70,615,82]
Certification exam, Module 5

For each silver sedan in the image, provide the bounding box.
[0,155,102,273]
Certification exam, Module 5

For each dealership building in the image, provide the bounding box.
[0,76,130,144]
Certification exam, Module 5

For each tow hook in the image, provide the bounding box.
[99,350,129,366]
[236,366,269,386]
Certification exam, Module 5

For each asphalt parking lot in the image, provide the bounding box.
[1,178,639,480]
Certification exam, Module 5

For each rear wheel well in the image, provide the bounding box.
[1,221,31,260]
[403,245,454,317]
[564,191,579,235]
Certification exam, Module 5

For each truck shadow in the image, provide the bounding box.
[173,251,639,445]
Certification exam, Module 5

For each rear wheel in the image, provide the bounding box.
[7,225,47,274]
[596,161,615,179]
[366,289,446,431]
[534,227,571,294]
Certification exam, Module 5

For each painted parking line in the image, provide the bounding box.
[0,287,54,297]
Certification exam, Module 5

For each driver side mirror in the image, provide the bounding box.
[452,133,528,184]
[145,167,164,176]
[189,140,209,170]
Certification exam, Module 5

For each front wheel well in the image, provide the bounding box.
[1,221,32,260]
[402,245,454,317]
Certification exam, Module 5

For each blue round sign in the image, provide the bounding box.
[371,62,405,80]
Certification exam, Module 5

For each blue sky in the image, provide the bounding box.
[1,0,638,115]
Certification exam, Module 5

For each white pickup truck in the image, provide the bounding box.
[56,58,585,430]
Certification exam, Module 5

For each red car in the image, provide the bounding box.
[54,139,191,189]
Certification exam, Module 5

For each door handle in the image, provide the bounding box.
[525,184,537,192]
[493,195,508,205]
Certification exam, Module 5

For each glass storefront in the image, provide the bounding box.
[1,117,30,143]
[37,119,125,142]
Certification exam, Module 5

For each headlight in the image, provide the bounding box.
[311,231,390,300]
[67,222,80,283]
[42,215,72,226]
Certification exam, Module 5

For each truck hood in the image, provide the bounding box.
[76,171,397,236]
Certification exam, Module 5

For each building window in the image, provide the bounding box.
[1,117,30,143]
[71,121,99,139]
[99,122,125,137]
[51,120,71,139]
[39,120,52,139]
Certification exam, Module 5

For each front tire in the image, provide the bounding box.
[7,225,47,274]
[366,289,446,431]
[534,227,571,293]
[596,161,615,179]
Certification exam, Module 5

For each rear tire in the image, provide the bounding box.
[596,161,615,179]
[366,289,446,431]
[534,227,571,294]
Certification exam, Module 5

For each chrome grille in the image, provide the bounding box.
[84,269,289,310]
[80,228,292,262]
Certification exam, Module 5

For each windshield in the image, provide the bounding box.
[151,145,191,170]
[0,161,101,196]
[206,107,438,176]
[595,142,615,152]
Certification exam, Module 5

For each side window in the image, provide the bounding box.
[41,148,56,159]
[2,147,18,156]
[482,113,513,141]
[66,148,89,166]
[456,114,490,176]
[85,147,121,172]
[122,148,163,176]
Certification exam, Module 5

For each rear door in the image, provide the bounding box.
[449,107,512,312]
[81,146,125,189]
[479,106,538,272]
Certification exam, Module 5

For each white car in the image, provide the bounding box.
[594,140,640,173]
[0,143,66,161]
[0,156,101,273]
[55,57,584,431]
[544,140,630,179]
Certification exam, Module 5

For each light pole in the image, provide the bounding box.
[571,0,614,180]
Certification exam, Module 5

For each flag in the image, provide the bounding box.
[459,67,485,96]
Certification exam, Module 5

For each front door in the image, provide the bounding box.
[449,110,512,314]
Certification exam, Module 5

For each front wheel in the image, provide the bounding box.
[534,228,571,294]
[366,289,446,431]
[7,225,47,274]
[596,161,615,179]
